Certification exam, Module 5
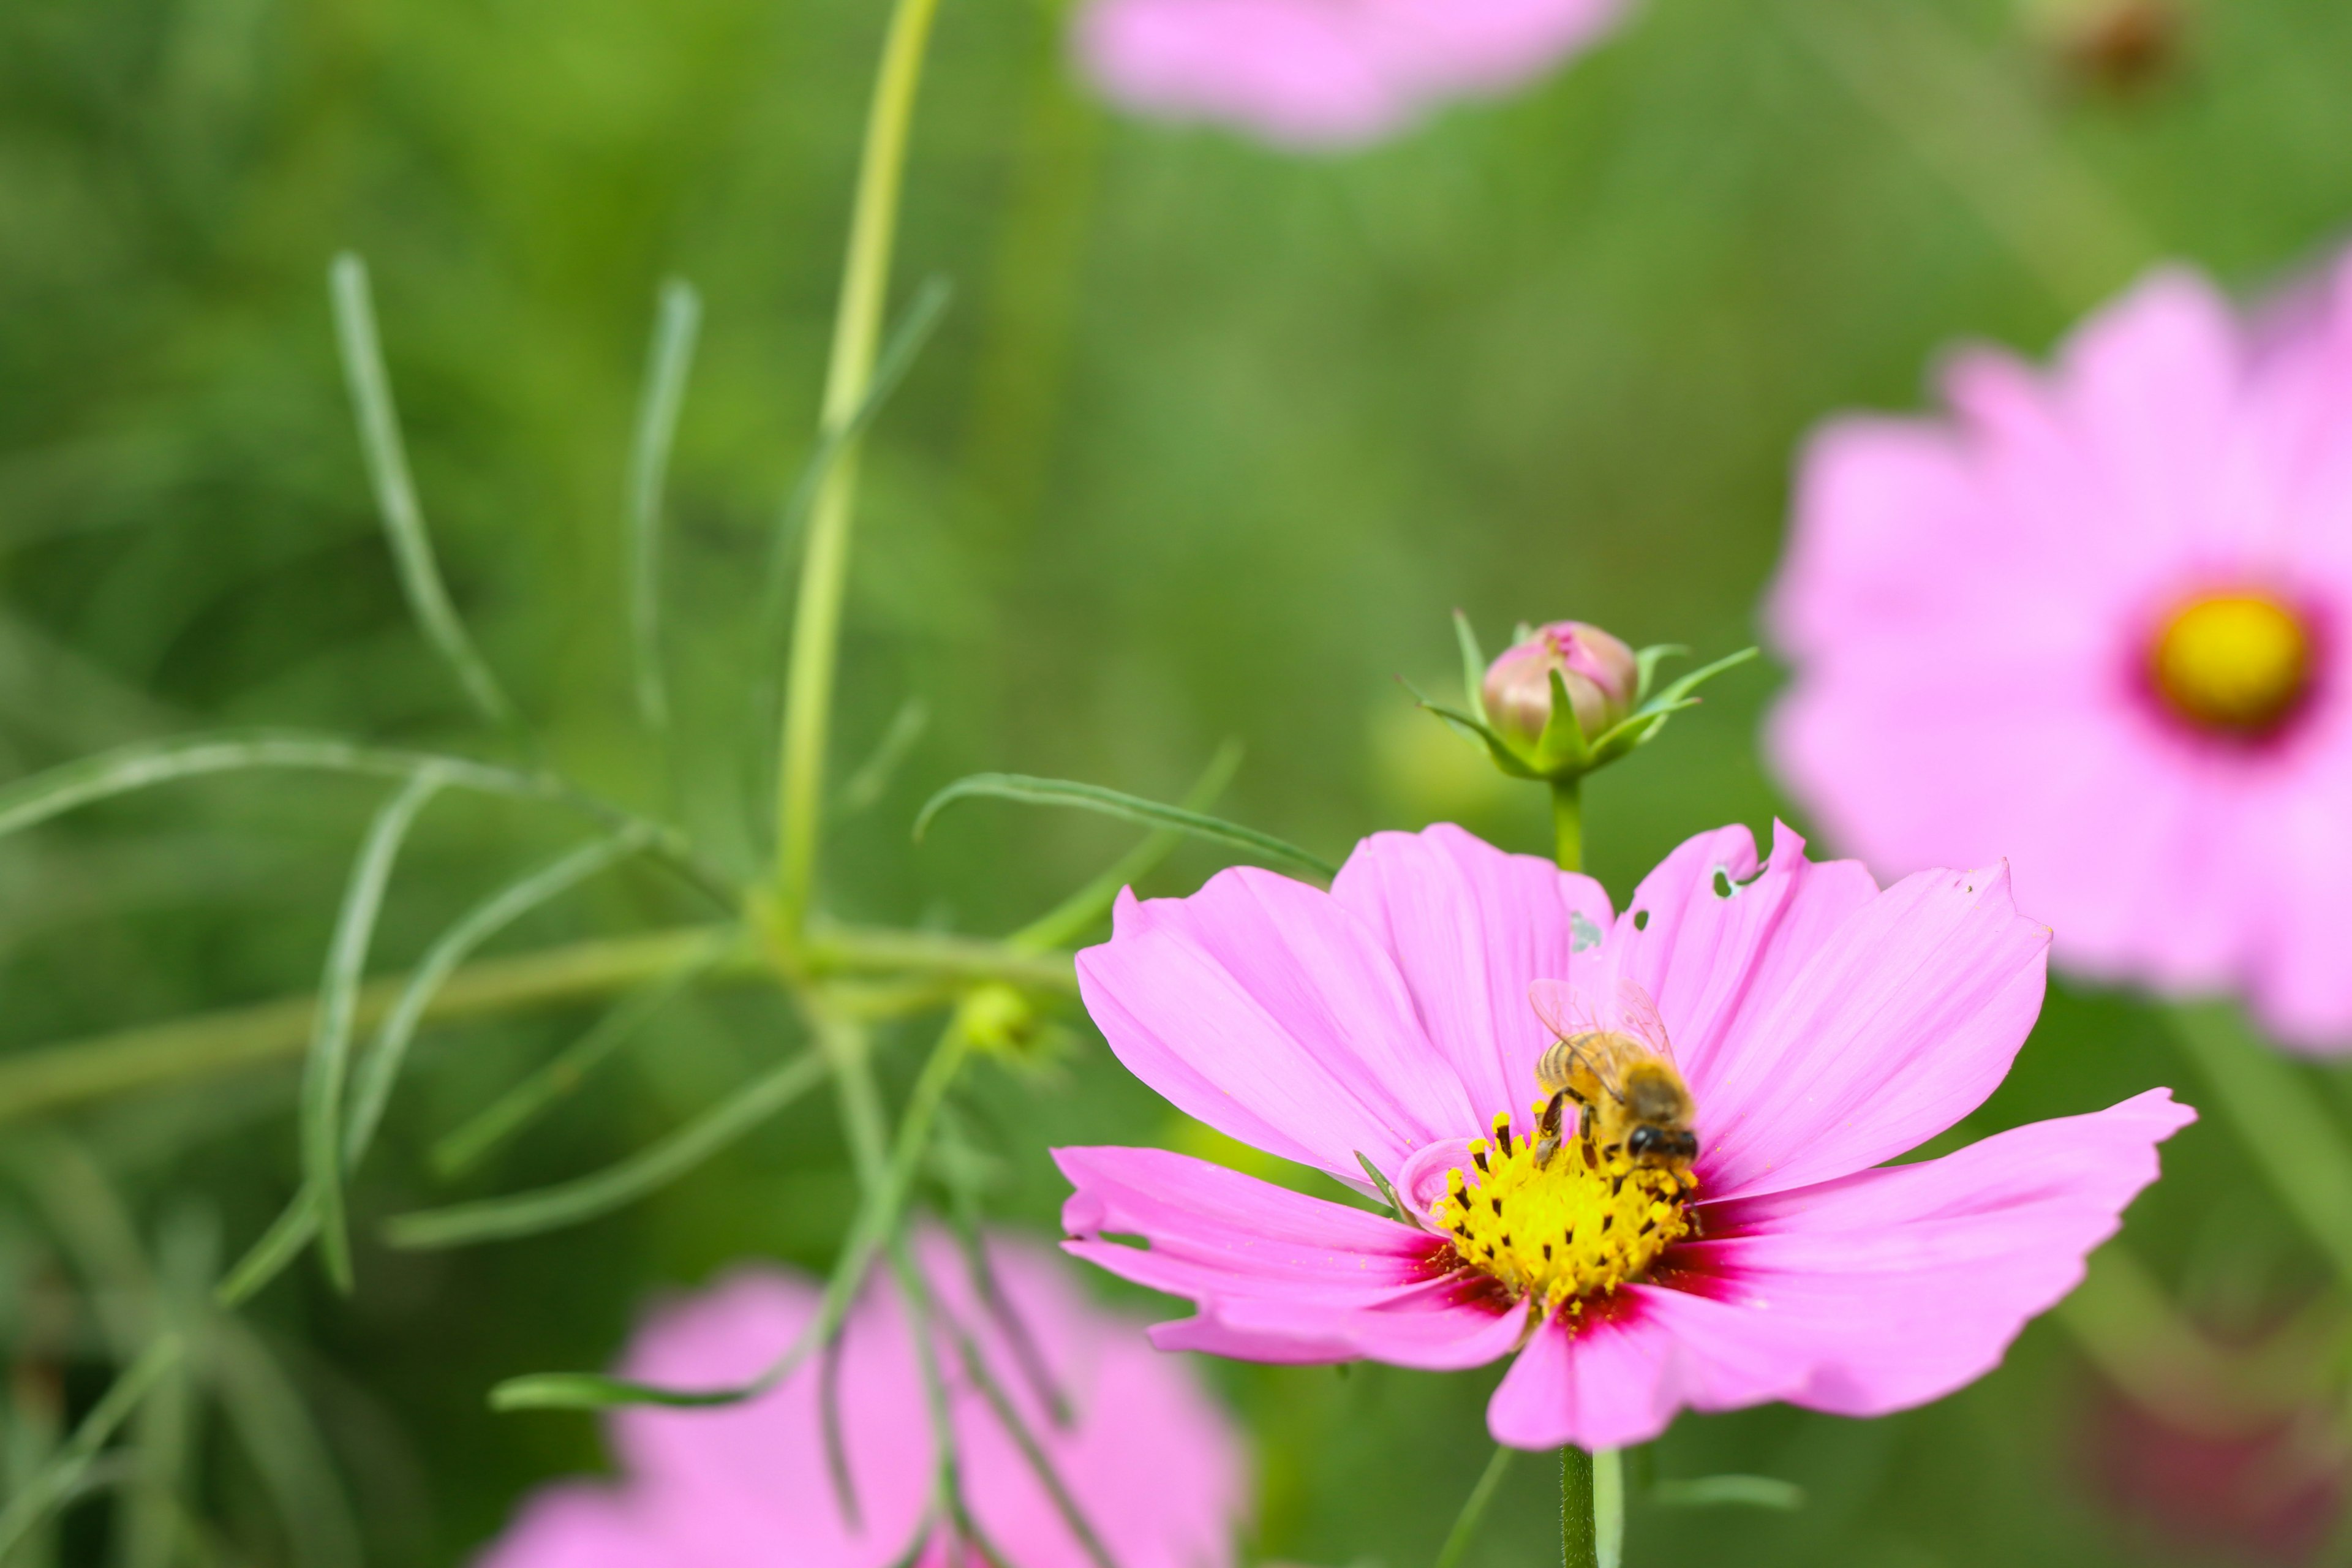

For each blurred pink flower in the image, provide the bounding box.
[1058,823,2191,1450]
[476,1231,1245,1568]
[1073,0,1631,148]
[1768,261,2352,1050]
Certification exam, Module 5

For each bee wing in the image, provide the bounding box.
[1527,978,1588,1042]
[1611,978,1679,1068]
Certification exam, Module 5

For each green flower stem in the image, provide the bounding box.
[772,0,946,937]
[0,923,1071,1126]
[1562,1446,1597,1568]
[2169,1000,2352,1293]
[1551,779,1583,874]
[1594,1447,1624,1568]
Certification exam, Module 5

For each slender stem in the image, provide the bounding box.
[773,0,946,933]
[1594,1447,1624,1568]
[0,921,1072,1126]
[1433,1444,1514,1568]
[1550,779,1583,874]
[1561,1446,1598,1568]
[0,928,760,1127]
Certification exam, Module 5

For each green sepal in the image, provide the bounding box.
[1532,666,1594,773]
[1354,1150,1417,1228]
[1632,643,1688,705]
[1404,682,1542,780]
[1452,609,1490,719]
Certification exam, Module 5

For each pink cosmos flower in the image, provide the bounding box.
[1057,822,2191,1450]
[476,1231,1245,1568]
[1074,0,1630,148]
[1768,261,2352,1050]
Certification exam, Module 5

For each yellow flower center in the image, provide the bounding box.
[1431,1111,1694,1317]
[2150,592,2314,737]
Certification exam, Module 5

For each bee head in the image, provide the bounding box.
[1626,1125,1699,1165]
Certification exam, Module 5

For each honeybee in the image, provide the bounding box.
[1528,977,1698,1181]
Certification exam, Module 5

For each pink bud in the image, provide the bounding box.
[1482,622,1639,747]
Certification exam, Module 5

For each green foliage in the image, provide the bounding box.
[6,0,2352,1564]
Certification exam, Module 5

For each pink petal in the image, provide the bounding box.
[1330,824,1613,1126]
[1079,875,1477,1179]
[1684,1088,2195,1419]
[916,1235,1248,1568]
[1482,1301,1805,1451]
[1057,1145,1521,1371]
[1693,859,2051,1200]
[1589,821,1880,1097]
[607,1270,933,1559]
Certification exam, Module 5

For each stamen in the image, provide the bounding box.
[1431,1117,1694,1318]
[2151,591,2314,737]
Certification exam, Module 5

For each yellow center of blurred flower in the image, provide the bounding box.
[2150,592,2314,737]
[1432,1110,1692,1316]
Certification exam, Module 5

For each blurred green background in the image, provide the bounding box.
[5,0,2352,1562]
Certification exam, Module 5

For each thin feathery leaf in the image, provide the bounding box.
[205,1316,364,1568]
[304,771,448,1292]
[759,278,955,636]
[943,1313,1120,1568]
[1649,1476,1805,1511]
[349,828,657,1163]
[1008,739,1242,953]
[0,729,732,910]
[752,279,955,843]
[916,773,1335,879]
[625,279,702,733]
[430,945,719,1177]
[839,696,930,815]
[386,1052,826,1248]
[0,1336,182,1563]
[0,732,529,842]
[331,254,518,734]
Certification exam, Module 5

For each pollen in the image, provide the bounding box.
[2150,592,2314,737]
[1432,1110,1694,1317]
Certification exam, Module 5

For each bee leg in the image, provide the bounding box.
[1533,1091,1569,1168]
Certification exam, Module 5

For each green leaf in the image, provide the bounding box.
[349,827,659,1168]
[1007,739,1243,954]
[429,949,716,1177]
[331,254,518,735]
[1649,1475,1805,1511]
[624,277,703,733]
[1452,609,1489,718]
[838,696,931,815]
[0,731,526,842]
[304,772,447,1292]
[1401,684,1540,780]
[2172,1001,2352,1292]
[915,773,1336,880]
[386,1052,826,1248]
[205,1314,365,1568]
[0,1335,183,1563]
[758,279,955,668]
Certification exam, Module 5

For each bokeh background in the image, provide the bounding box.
[6,0,2352,1562]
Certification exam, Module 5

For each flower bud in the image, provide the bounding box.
[1481,622,1639,749]
[956,982,1045,1060]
